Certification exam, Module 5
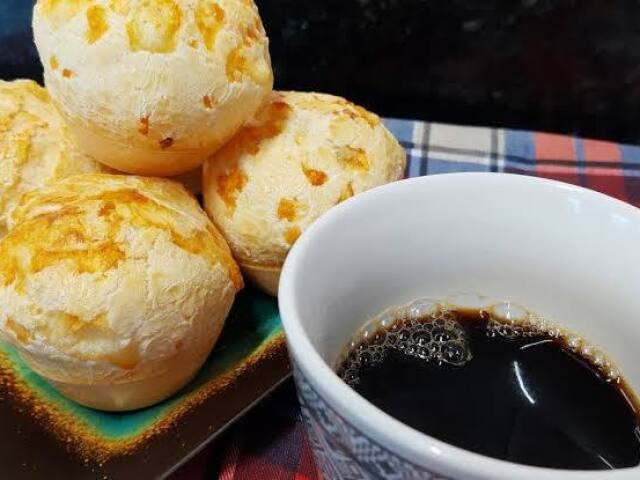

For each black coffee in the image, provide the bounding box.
[337,304,640,470]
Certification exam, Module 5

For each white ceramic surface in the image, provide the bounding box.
[279,173,640,480]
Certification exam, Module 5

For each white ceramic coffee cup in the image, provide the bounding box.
[279,173,640,480]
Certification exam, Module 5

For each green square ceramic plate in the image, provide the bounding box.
[0,286,289,479]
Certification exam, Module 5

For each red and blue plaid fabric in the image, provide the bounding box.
[171,119,640,480]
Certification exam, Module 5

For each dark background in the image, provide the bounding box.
[2,0,640,142]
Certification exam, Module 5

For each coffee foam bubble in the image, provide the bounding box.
[338,303,472,387]
[337,297,622,387]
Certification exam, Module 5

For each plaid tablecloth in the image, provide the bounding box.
[171,119,640,480]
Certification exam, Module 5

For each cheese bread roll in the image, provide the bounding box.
[0,174,242,411]
[33,0,273,176]
[203,92,406,296]
[0,79,105,237]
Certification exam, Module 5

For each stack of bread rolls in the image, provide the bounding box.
[0,0,406,411]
